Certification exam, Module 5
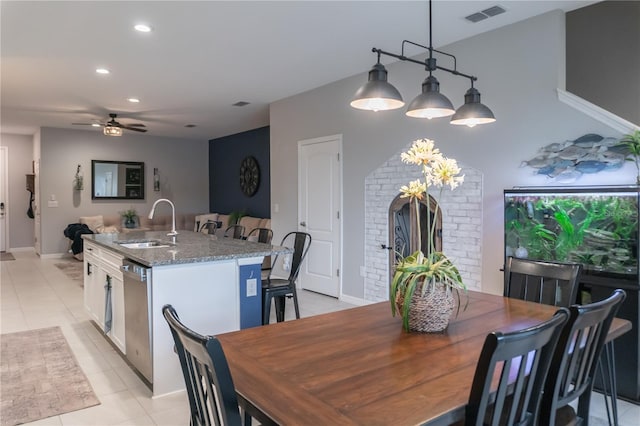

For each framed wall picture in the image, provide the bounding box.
[92,160,144,200]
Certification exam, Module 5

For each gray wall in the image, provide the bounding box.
[567,0,640,125]
[0,133,35,249]
[39,127,209,255]
[270,10,634,300]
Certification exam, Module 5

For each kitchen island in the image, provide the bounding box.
[82,230,290,397]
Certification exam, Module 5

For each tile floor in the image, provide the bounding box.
[1,251,639,425]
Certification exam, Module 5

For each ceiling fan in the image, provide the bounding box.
[72,113,147,135]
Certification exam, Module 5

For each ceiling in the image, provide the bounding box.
[1,1,596,141]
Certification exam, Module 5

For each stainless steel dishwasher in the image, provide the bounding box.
[121,259,153,384]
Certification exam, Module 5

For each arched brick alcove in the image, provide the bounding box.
[364,143,484,302]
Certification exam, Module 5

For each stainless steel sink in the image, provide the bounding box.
[116,240,174,249]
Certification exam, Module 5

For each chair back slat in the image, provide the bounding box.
[224,224,245,239]
[162,305,242,426]
[247,227,273,244]
[288,232,312,281]
[199,220,220,235]
[504,257,582,307]
[266,232,312,285]
[466,309,569,426]
[540,289,626,424]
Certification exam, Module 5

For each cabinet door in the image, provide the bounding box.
[107,272,126,353]
[84,256,105,326]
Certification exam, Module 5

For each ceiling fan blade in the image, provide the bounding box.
[127,123,147,127]
[120,125,147,132]
[72,122,101,126]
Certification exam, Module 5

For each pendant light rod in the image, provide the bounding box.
[371,46,477,83]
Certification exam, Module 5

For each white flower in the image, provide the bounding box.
[431,157,465,190]
[401,138,443,167]
[399,179,426,200]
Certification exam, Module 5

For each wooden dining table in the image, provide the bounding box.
[216,290,632,426]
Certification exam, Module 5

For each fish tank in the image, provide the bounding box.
[504,186,639,281]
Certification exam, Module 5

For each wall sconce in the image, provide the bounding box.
[153,168,160,191]
[74,164,84,190]
[350,0,495,127]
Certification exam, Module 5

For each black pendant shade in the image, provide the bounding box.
[350,63,404,112]
[450,87,496,127]
[406,75,455,119]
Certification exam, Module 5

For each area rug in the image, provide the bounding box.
[0,252,15,261]
[54,261,83,282]
[0,326,100,426]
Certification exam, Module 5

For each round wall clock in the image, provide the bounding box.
[239,156,260,197]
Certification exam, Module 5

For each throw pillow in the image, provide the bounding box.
[96,225,119,234]
[79,215,104,233]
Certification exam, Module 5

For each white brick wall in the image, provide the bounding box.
[364,143,483,302]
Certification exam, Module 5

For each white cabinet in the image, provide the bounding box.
[83,245,104,326]
[104,264,126,353]
[83,241,126,353]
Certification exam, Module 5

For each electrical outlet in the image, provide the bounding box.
[246,278,257,297]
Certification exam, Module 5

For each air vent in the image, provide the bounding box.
[465,5,506,23]
[482,6,506,17]
[465,12,487,23]
[232,101,250,107]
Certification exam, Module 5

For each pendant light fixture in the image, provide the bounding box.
[450,85,496,127]
[349,52,404,112]
[351,0,495,127]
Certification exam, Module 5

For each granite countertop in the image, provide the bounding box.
[82,230,291,267]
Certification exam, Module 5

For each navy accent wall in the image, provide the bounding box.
[209,126,270,218]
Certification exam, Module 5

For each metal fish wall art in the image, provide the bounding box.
[520,133,625,183]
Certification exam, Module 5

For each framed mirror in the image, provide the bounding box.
[92,160,145,200]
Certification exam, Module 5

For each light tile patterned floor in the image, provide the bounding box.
[1,251,638,425]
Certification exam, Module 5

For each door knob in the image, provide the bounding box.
[299,221,307,227]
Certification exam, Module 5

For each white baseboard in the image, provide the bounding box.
[7,247,35,253]
[39,252,71,259]
[339,293,374,306]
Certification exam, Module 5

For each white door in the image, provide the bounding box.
[0,147,8,252]
[297,135,342,297]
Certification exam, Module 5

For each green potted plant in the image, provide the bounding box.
[228,210,245,225]
[390,138,468,333]
[120,208,138,229]
[617,130,640,184]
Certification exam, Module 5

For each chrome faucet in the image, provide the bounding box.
[149,198,178,237]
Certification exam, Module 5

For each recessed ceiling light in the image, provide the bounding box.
[127,98,140,103]
[184,124,197,128]
[96,68,110,75]
[232,101,250,107]
[91,123,101,127]
[134,24,152,33]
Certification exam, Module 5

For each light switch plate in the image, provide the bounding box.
[246,278,257,297]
